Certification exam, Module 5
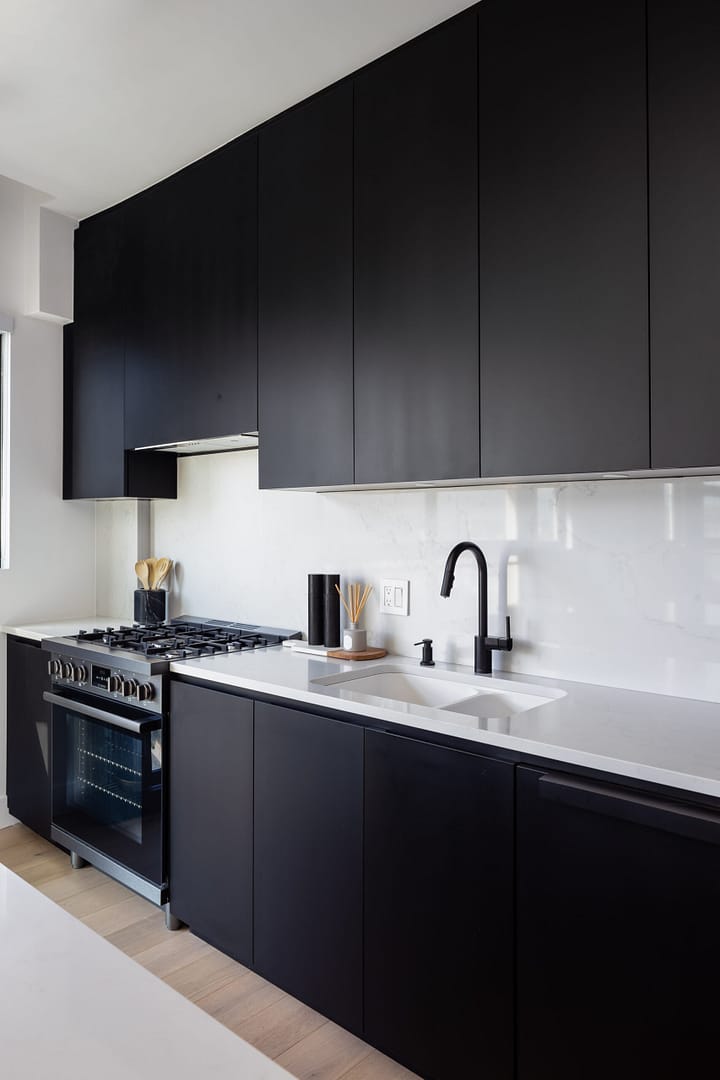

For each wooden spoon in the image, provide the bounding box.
[152,557,173,590]
[134,559,150,590]
[146,558,159,589]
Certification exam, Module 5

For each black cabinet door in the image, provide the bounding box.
[67,209,126,498]
[364,731,514,1080]
[65,207,177,500]
[649,0,720,467]
[254,702,363,1032]
[169,681,253,964]
[479,0,649,477]
[354,11,479,484]
[125,137,258,450]
[6,636,51,839]
[258,84,353,489]
[517,767,720,1080]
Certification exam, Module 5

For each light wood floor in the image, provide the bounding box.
[0,824,418,1080]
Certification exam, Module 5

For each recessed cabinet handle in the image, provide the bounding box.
[538,773,720,846]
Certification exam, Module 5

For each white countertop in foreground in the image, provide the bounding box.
[170,646,720,800]
[0,863,290,1080]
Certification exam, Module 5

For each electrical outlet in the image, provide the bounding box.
[381,579,409,616]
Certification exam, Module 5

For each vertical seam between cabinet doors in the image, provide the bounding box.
[476,5,481,478]
[361,725,365,1033]
[513,765,518,1080]
[351,80,357,484]
[645,0,652,467]
[250,700,255,967]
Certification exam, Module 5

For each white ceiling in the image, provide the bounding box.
[0,0,473,220]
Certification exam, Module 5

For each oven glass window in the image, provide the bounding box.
[70,718,144,843]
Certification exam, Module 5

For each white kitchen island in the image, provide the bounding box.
[0,863,291,1080]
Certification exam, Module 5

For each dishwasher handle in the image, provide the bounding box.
[43,691,160,734]
[538,773,720,847]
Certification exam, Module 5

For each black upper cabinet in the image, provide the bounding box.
[169,681,253,964]
[479,0,649,477]
[649,0,720,468]
[254,702,363,1033]
[364,731,514,1080]
[258,85,354,489]
[66,207,176,500]
[354,11,479,484]
[516,767,720,1080]
[125,138,258,450]
[6,636,52,840]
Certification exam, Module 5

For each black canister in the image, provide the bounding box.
[308,574,325,646]
[134,589,167,626]
[323,573,341,648]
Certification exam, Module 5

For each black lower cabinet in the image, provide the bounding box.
[253,702,363,1033]
[169,681,253,963]
[364,731,514,1080]
[516,766,720,1080]
[6,636,51,840]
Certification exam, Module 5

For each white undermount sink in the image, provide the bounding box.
[311,665,565,720]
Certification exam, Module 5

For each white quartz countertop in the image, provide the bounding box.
[2,616,130,643]
[5,616,720,799]
[169,646,720,800]
[0,863,290,1080]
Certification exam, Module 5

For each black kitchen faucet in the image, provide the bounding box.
[440,541,513,675]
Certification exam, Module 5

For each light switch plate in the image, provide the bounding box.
[381,579,409,616]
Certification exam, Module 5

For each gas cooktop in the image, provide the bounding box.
[71,617,300,660]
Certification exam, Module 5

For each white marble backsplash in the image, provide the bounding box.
[96,451,720,703]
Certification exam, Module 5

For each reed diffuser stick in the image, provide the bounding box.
[335,582,373,626]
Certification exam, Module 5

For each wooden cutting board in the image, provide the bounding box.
[327,647,388,662]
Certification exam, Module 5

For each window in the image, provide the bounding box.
[0,314,12,569]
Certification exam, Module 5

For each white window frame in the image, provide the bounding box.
[0,313,12,569]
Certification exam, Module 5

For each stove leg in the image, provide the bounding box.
[164,904,183,932]
[70,851,88,870]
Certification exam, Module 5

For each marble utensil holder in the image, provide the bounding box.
[134,589,167,626]
[343,628,367,652]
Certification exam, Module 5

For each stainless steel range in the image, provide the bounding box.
[41,618,300,926]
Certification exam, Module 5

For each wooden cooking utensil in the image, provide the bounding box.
[134,559,150,590]
[152,557,173,590]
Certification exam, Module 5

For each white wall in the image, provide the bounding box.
[0,174,96,825]
[95,449,720,704]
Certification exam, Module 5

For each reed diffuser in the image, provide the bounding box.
[335,582,373,652]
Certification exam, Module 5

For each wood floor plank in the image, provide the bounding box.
[232,994,329,1060]
[134,930,214,979]
[162,947,250,1002]
[0,824,36,851]
[105,911,171,957]
[196,970,287,1030]
[81,894,157,936]
[59,878,135,918]
[275,1020,372,1080]
[11,852,72,887]
[337,1050,420,1080]
[38,865,108,902]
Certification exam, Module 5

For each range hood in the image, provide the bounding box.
[135,433,259,456]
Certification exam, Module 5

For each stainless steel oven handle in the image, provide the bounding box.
[43,691,160,734]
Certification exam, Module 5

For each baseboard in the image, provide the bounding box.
[0,796,18,829]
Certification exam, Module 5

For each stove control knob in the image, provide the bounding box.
[136,682,155,702]
[108,674,122,693]
[47,659,62,677]
[72,665,87,683]
[62,662,73,679]
[121,679,138,698]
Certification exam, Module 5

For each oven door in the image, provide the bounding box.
[45,690,163,888]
